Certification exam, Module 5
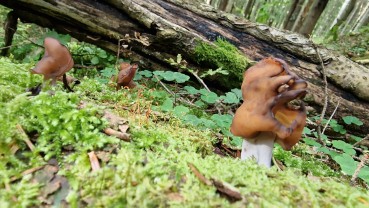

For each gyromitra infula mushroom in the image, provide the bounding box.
[30,37,74,95]
[230,57,307,167]
[115,62,138,90]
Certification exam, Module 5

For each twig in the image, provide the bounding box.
[16,124,35,151]
[353,134,369,147]
[88,151,101,172]
[104,128,130,142]
[312,42,329,145]
[188,70,211,92]
[154,75,197,107]
[10,166,45,182]
[154,75,175,96]
[322,99,340,135]
[350,153,369,186]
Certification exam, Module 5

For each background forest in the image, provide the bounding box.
[0,0,369,207]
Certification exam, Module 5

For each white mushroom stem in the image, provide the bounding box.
[240,132,276,168]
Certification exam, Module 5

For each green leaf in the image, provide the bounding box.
[303,127,312,135]
[358,166,369,184]
[303,138,321,147]
[211,114,232,129]
[200,90,219,104]
[220,92,239,104]
[194,100,206,108]
[138,70,153,78]
[184,86,199,95]
[173,72,190,83]
[231,88,242,100]
[91,56,99,65]
[332,140,356,155]
[333,153,358,175]
[98,50,107,58]
[342,116,363,126]
[100,67,116,78]
[173,105,189,117]
[160,98,173,112]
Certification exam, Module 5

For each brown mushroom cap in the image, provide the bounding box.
[230,57,307,150]
[116,62,138,89]
[31,37,74,82]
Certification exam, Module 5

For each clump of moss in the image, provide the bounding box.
[194,38,250,87]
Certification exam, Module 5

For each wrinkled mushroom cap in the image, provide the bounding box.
[31,37,74,80]
[116,62,138,89]
[230,57,307,150]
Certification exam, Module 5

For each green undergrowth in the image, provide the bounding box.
[1,57,369,207]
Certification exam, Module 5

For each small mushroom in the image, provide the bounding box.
[116,62,138,90]
[30,37,74,94]
[230,57,307,167]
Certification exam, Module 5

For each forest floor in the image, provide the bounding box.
[1,57,369,207]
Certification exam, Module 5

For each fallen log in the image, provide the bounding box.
[0,0,368,136]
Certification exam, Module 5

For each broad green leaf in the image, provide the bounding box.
[139,70,153,78]
[231,88,242,100]
[200,90,219,104]
[220,92,239,104]
[91,56,99,65]
[160,98,173,112]
[333,153,358,175]
[173,105,189,117]
[303,138,322,147]
[342,116,363,126]
[303,127,312,135]
[211,114,232,129]
[184,86,199,95]
[332,140,355,155]
[173,72,190,83]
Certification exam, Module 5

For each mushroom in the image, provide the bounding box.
[116,62,138,90]
[30,37,74,94]
[230,57,307,167]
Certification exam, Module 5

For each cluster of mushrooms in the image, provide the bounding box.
[230,57,307,167]
[30,37,137,95]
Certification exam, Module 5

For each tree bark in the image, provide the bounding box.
[297,0,329,37]
[1,0,369,135]
[282,0,299,29]
[244,0,256,19]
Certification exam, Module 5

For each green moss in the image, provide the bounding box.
[1,58,369,207]
[194,38,250,87]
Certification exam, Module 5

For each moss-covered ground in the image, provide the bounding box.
[0,57,368,207]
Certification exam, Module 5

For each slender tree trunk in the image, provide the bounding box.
[0,11,18,56]
[340,0,364,35]
[224,0,234,13]
[292,0,314,32]
[353,1,369,31]
[218,0,228,11]
[298,0,329,37]
[329,0,356,30]
[244,0,256,19]
[283,0,299,29]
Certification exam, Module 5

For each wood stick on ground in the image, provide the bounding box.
[350,153,369,186]
[188,162,243,202]
[88,151,101,172]
[16,124,35,151]
[104,128,131,142]
[10,166,45,182]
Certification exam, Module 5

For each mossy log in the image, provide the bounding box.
[1,0,369,136]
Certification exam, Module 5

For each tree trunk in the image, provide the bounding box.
[329,0,355,31]
[353,1,369,31]
[292,0,314,32]
[283,0,299,30]
[244,0,256,19]
[1,0,369,135]
[340,0,364,35]
[298,0,329,37]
